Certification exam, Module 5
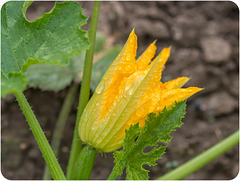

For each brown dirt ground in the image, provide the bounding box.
[1,1,239,180]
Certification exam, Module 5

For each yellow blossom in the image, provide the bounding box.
[78,30,202,152]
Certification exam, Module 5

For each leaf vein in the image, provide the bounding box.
[1,69,9,79]
[32,17,60,58]
[5,4,21,72]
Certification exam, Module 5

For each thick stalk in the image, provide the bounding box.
[73,146,97,180]
[66,1,101,179]
[157,130,239,180]
[14,91,66,180]
[43,84,79,180]
[108,170,119,180]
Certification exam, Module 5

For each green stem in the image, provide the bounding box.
[66,1,101,179]
[14,91,66,180]
[73,146,97,180]
[108,170,119,180]
[157,130,239,180]
[43,84,79,180]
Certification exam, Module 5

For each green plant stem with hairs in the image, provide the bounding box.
[14,91,66,180]
[66,1,101,179]
[108,169,119,180]
[42,83,79,180]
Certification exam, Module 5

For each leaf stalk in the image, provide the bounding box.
[14,91,66,180]
[108,170,119,180]
[42,83,79,180]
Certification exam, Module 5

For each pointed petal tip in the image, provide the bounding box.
[178,77,191,88]
[182,76,191,81]
[189,87,204,94]
[163,46,171,52]
[150,40,157,49]
[166,46,172,53]
[149,40,158,49]
[130,28,136,35]
[161,47,171,60]
[129,28,137,41]
[183,76,191,85]
[192,87,204,96]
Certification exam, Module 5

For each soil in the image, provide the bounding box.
[1,1,239,180]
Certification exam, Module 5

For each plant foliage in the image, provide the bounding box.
[1,1,89,97]
[112,101,186,180]
[24,35,122,92]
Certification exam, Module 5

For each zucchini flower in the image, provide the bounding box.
[79,30,201,152]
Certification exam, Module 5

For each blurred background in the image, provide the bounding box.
[1,1,239,179]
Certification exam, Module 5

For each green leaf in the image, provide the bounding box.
[1,71,28,97]
[24,44,121,92]
[112,101,186,180]
[1,1,89,97]
[24,64,74,92]
[24,52,85,92]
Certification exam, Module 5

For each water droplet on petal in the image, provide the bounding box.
[123,84,135,98]
[96,81,105,94]
[128,86,134,96]
[125,84,130,91]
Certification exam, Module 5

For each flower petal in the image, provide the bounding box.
[155,87,203,111]
[79,30,138,144]
[93,48,171,150]
[136,40,157,71]
[90,70,148,148]
[163,77,190,89]
[79,30,202,153]
[100,29,138,117]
